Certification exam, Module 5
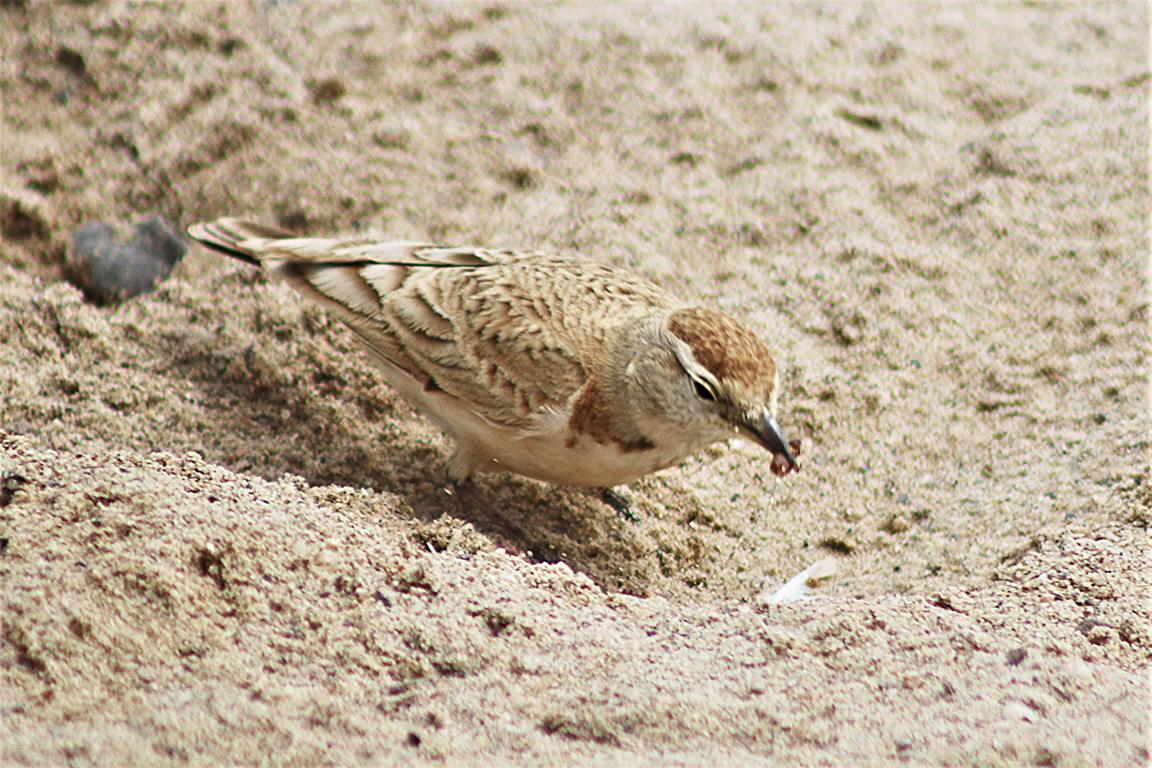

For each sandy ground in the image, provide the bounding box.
[1,2,1149,765]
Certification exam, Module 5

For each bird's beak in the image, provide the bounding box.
[740,410,799,472]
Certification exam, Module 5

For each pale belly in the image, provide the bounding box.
[360,348,700,487]
[473,431,692,487]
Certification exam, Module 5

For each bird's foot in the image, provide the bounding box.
[600,487,638,522]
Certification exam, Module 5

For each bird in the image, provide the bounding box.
[186,218,800,495]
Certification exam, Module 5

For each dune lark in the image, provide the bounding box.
[187,218,800,494]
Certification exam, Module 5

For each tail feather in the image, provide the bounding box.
[186,218,297,265]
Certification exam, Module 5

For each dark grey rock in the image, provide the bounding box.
[68,215,187,304]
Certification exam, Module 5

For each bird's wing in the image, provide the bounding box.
[188,218,659,430]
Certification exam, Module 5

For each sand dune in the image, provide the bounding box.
[1,3,1147,765]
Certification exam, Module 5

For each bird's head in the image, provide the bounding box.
[615,307,800,476]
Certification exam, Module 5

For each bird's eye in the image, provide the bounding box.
[692,378,717,402]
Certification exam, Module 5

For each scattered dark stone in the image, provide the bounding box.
[67,618,89,639]
[67,215,187,304]
[472,44,503,66]
[817,537,854,555]
[195,547,228,590]
[1006,647,1027,666]
[835,107,883,131]
[880,513,911,534]
[0,537,8,555]
[931,594,961,612]
[0,191,50,241]
[670,150,701,167]
[502,166,536,190]
[308,77,346,105]
[55,46,89,78]
[1,473,28,507]
[479,607,514,636]
[6,625,50,677]
[217,37,241,56]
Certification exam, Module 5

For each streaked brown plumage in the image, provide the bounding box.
[187,218,799,489]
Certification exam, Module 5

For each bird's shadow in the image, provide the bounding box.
[162,326,664,596]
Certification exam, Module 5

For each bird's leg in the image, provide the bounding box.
[442,446,477,495]
[440,444,476,485]
[600,487,638,522]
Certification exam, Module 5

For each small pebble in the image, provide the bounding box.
[1004,701,1035,722]
[882,513,911,533]
[68,215,187,304]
